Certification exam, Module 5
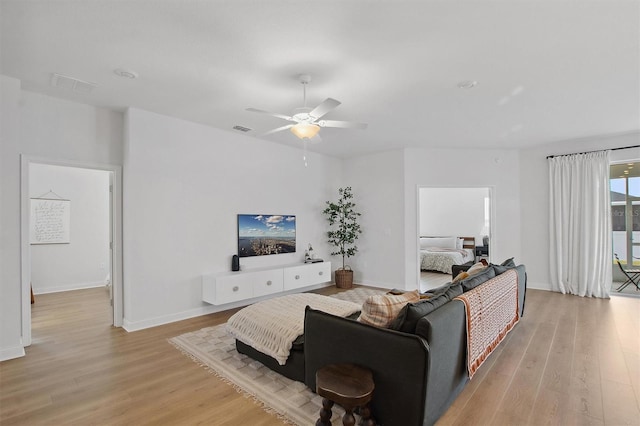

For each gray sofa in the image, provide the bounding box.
[304,264,526,426]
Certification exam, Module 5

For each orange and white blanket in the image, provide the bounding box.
[454,269,519,379]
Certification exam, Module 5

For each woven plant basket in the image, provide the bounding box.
[335,268,354,289]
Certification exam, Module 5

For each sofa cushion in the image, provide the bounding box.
[390,284,463,333]
[459,267,496,292]
[358,290,420,328]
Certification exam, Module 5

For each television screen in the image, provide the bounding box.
[237,214,296,257]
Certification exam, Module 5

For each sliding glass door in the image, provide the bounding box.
[611,162,640,266]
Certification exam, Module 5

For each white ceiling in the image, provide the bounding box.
[1,0,638,158]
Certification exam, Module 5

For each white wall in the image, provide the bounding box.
[342,150,405,288]
[0,74,124,360]
[30,164,110,294]
[519,131,640,291]
[122,108,343,330]
[419,187,489,244]
[404,148,521,289]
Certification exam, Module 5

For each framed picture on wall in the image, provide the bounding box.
[30,198,71,244]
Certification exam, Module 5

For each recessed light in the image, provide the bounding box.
[457,80,478,89]
[114,68,138,79]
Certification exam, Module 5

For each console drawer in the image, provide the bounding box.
[284,262,331,290]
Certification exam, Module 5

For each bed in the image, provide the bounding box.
[420,236,476,274]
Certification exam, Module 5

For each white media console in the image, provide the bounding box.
[202,261,332,305]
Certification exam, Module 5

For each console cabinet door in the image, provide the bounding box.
[252,270,284,297]
[283,262,331,290]
[215,273,255,304]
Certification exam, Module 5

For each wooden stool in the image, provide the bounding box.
[315,363,375,426]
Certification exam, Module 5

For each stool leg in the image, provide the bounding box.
[359,403,376,426]
[342,406,356,426]
[316,398,334,426]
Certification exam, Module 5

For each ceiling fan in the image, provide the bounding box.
[246,74,368,141]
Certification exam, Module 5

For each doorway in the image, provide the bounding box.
[417,186,493,291]
[20,156,123,347]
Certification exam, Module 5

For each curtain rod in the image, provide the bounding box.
[546,144,640,159]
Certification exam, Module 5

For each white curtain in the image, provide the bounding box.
[549,150,612,298]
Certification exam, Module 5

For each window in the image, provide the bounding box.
[611,162,640,265]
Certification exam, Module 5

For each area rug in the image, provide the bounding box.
[169,287,383,425]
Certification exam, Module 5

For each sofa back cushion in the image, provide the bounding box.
[358,290,420,328]
[458,267,496,292]
[390,284,463,333]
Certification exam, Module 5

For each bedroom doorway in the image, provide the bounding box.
[417,186,493,292]
[20,156,123,347]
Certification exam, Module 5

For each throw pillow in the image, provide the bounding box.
[467,262,488,276]
[501,257,516,268]
[390,284,463,333]
[491,261,517,275]
[452,271,469,282]
[358,290,420,328]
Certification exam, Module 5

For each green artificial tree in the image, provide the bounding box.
[323,187,362,287]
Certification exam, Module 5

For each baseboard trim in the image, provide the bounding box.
[0,344,26,362]
[122,283,332,332]
[527,281,553,291]
[33,281,107,295]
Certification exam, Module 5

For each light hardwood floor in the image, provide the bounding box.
[1,286,639,425]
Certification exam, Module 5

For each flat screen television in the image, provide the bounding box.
[237,214,296,258]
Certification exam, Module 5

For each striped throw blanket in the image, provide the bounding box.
[455,269,519,379]
[226,293,361,365]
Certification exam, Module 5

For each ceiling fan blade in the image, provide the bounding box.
[246,107,293,121]
[261,124,294,136]
[308,98,341,120]
[317,120,368,129]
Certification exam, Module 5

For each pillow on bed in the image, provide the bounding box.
[358,290,420,328]
[420,237,457,249]
[456,238,464,249]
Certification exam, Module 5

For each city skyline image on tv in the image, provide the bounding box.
[237,214,296,257]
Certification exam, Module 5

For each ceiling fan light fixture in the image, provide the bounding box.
[290,123,320,139]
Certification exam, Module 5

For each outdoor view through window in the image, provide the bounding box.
[611,162,640,266]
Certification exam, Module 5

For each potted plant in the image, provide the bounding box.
[323,187,362,288]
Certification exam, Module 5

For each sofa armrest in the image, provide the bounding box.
[304,307,430,426]
[515,265,527,317]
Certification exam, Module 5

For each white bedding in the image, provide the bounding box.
[420,247,475,274]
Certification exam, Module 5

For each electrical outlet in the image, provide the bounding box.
[99,262,105,270]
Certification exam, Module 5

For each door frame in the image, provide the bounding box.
[20,155,123,346]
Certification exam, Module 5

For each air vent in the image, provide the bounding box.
[233,125,252,132]
[50,73,98,93]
